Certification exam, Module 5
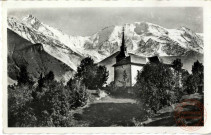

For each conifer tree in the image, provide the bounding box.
[75,57,108,89]
[185,60,204,93]
[17,66,33,86]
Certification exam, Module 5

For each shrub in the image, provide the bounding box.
[31,81,73,127]
[184,74,199,94]
[67,79,88,108]
[95,65,109,89]
[75,57,109,89]
[135,62,178,113]
[8,85,36,127]
[184,61,204,94]
[8,71,89,127]
[16,66,34,86]
[105,81,115,92]
[31,73,88,126]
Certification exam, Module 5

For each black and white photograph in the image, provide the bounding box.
[3,1,210,133]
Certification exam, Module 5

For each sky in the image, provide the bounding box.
[8,7,203,36]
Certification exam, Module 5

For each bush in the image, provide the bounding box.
[135,62,178,113]
[16,66,34,86]
[95,65,109,89]
[8,85,36,127]
[31,81,74,126]
[66,79,88,108]
[184,61,204,94]
[75,57,109,89]
[104,81,114,93]
[184,74,199,94]
[8,71,89,127]
[31,73,88,126]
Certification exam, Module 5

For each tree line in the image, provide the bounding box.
[8,57,109,127]
[134,59,203,114]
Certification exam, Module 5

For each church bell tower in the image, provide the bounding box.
[116,27,127,62]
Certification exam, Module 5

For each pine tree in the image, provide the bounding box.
[75,57,108,89]
[172,59,183,72]
[172,59,183,88]
[66,78,73,89]
[96,65,109,88]
[44,71,54,81]
[37,73,44,89]
[17,66,33,86]
[192,60,203,75]
[183,61,204,94]
[75,57,96,89]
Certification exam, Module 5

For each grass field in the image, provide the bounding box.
[72,92,203,127]
[73,102,147,127]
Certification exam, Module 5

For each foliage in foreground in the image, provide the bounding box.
[8,71,88,127]
[135,59,204,114]
[75,57,109,89]
[135,62,179,113]
[185,60,204,94]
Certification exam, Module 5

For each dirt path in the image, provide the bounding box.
[92,96,136,104]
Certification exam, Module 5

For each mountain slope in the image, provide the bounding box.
[8,16,83,71]
[7,29,75,83]
[7,15,203,84]
[8,16,203,62]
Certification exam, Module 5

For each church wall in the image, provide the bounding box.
[130,54,146,64]
[131,65,143,86]
[114,64,131,87]
[98,52,120,85]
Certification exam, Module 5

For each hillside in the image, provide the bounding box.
[7,29,75,83]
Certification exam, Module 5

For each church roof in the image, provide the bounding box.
[129,53,147,64]
[113,55,174,67]
[148,56,160,63]
[113,56,145,67]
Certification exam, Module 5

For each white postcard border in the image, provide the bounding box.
[1,0,211,134]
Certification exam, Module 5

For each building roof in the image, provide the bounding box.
[113,55,174,67]
[113,56,145,67]
[148,56,160,63]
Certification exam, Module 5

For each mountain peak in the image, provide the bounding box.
[178,26,191,31]
[23,14,37,21]
[22,14,41,27]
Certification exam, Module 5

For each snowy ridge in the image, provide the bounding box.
[8,15,203,69]
[8,16,83,71]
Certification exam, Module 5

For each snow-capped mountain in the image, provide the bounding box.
[8,15,85,71]
[7,15,203,83]
[8,15,203,60]
[7,29,75,84]
[86,22,203,58]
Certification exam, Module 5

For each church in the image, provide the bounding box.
[113,27,146,87]
[99,27,165,87]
